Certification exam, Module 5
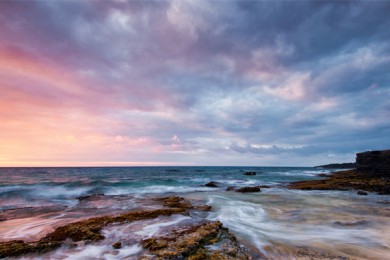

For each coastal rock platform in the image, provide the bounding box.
[288,169,390,195]
[0,196,247,259]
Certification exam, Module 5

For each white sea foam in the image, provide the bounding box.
[224,179,258,185]
[48,244,142,260]
[102,214,191,242]
[63,245,110,260]
[207,195,269,248]
[107,244,142,259]
[0,185,25,194]
[133,215,190,237]
[33,185,93,199]
[274,169,332,177]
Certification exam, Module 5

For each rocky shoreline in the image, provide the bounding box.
[0,196,248,259]
[0,195,360,259]
[289,150,390,195]
[288,169,390,195]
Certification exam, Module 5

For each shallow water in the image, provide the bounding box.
[203,189,390,259]
[1,167,389,259]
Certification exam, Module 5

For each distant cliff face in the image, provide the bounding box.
[356,150,390,176]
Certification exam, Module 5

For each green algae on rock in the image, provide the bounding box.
[0,240,62,258]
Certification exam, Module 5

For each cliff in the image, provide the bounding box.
[289,149,390,195]
[356,150,390,176]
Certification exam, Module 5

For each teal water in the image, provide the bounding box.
[0,166,321,209]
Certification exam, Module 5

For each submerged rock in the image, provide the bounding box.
[264,243,351,259]
[140,220,251,259]
[205,181,219,188]
[333,220,368,227]
[316,173,330,177]
[258,185,271,189]
[357,190,368,196]
[112,242,122,249]
[236,186,261,193]
[77,193,105,201]
[226,186,235,191]
[244,171,256,176]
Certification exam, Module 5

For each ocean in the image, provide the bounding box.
[1,167,389,259]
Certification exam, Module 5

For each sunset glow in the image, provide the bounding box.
[0,0,389,166]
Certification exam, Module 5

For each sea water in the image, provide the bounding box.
[0,167,389,259]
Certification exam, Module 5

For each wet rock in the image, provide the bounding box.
[226,186,235,191]
[236,186,261,193]
[155,196,193,209]
[258,185,271,189]
[333,220,368,227]
[194,205,212,211]
[0,240,61,258]
[141,221,250,259]
[244,171,256,176]
[357,190,368,196]
[156,196,212,212]
[205,181,219,188]
[77,194,105,201]
[112,242,122,249]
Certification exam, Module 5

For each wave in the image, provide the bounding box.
[105,185,215,195]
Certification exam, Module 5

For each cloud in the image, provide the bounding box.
[0,0,389,166]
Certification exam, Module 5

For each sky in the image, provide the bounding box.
[0,0,389,167]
